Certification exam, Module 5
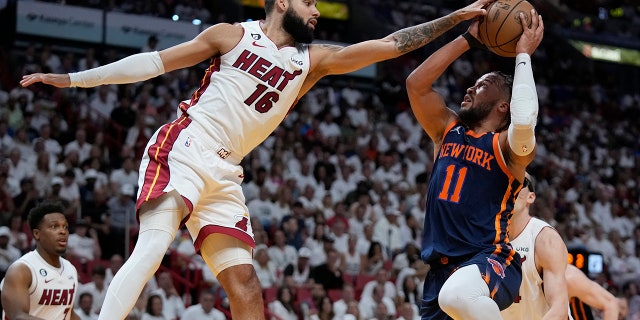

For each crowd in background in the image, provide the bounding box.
[1,1,640,320]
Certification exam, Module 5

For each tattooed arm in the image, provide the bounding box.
[307,0,492,79]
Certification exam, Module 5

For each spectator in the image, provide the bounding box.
[78,265,108,315]
[332,283,357,319]
[361,241,386,276]
[109,157,138,195]
[373,208,403,257]
[268,286,298,320]
[12,177,40,220]
[151,272,185,320]
[75,292,98,320]
[0,226,21,279]
[63,128,92,163]
[105,253,124,286]
[268,229,298,273]
[252,244,279,288]
[106,184,137,239]
[283,247,313,289]
[343,234,362,279]
[33,151,54,198]
[360,268,396,302]
[247,186,277,230]
[310,247,345,291]
[67,220,101,263]
[141,294,166,320]
[358,284,395,320]
[180,290,226,320]
[7,215,29,253]
[58,169,81,214]
[315,295,335,320]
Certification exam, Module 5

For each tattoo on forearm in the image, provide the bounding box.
[392,16,457,52]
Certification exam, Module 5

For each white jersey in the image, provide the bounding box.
[180,20,310,158]
[1,250,79,320]
[501,218,551,320]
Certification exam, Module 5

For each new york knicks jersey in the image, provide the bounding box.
[1,250,78,319]
[421,121,521,262]
[501,218,550,319]
[178,20,310,158]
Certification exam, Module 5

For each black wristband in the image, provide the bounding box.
[462,32,487,50]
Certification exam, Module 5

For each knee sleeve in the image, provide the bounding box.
[98,229,174,320]
[439,265,502,320]
[138,190,188,238]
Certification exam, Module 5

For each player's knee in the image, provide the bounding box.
[219,264,262,301]
[438,282,466,314]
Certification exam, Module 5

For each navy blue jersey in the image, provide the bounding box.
[421,121,522,263]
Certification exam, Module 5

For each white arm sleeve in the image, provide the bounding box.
[508,53,538,156]
[69,51,165,87]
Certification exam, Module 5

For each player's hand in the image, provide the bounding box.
[453,0,494,21]
[20,73,71,88]
[516,9,544,56]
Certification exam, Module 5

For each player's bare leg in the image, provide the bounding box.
[200,234,265,319]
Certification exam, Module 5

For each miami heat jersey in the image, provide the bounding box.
[179,20,310,158]
[421,121,521,262]
[1,251,78,320]
[501,218,550,319]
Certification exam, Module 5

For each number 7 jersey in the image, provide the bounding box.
[178,20,310,158]
[421,121,521,262]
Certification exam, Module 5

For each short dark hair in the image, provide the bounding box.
[28,202,66,230]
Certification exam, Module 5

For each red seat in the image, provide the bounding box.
[354,274,375,300]
[327,288,342,302]
[296,287,312,304]
[263,286,279,304]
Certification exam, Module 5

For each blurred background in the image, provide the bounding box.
[0,1,639,319]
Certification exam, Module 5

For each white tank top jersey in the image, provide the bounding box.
[179,20,310,158]
[501,217,551,319]
[1,251,79,320]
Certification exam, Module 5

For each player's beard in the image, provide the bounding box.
[458,100,494,129]
[283,7,314,44]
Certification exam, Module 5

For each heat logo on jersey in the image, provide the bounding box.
[438,142,495,170]
[487,257,506,279]
[234,213,250,232]
[232,50,304,92]
[38,285,76,306]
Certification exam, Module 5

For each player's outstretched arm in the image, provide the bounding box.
[20,23,238,89]
[1,263,46,320]
[536,227,569,320]
[566,264,620,320]
[310,0,493,77]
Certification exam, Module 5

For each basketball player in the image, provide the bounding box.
[501,173,622,320]
[500,173,569,319]
[20,0,494,319]
[406,9,544,320]
[1,202,80,320]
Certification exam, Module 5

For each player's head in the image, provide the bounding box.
[513,172,536,215]
[28,202,69,255]
[459,71,513,131]
[266,0,319,44]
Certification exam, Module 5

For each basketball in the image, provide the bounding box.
[477,0,535,57]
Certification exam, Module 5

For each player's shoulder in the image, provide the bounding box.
[201,22,244,36]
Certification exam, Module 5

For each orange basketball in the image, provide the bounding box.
[477,0,535,57]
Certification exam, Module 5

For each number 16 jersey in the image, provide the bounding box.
[179,20,310,159]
